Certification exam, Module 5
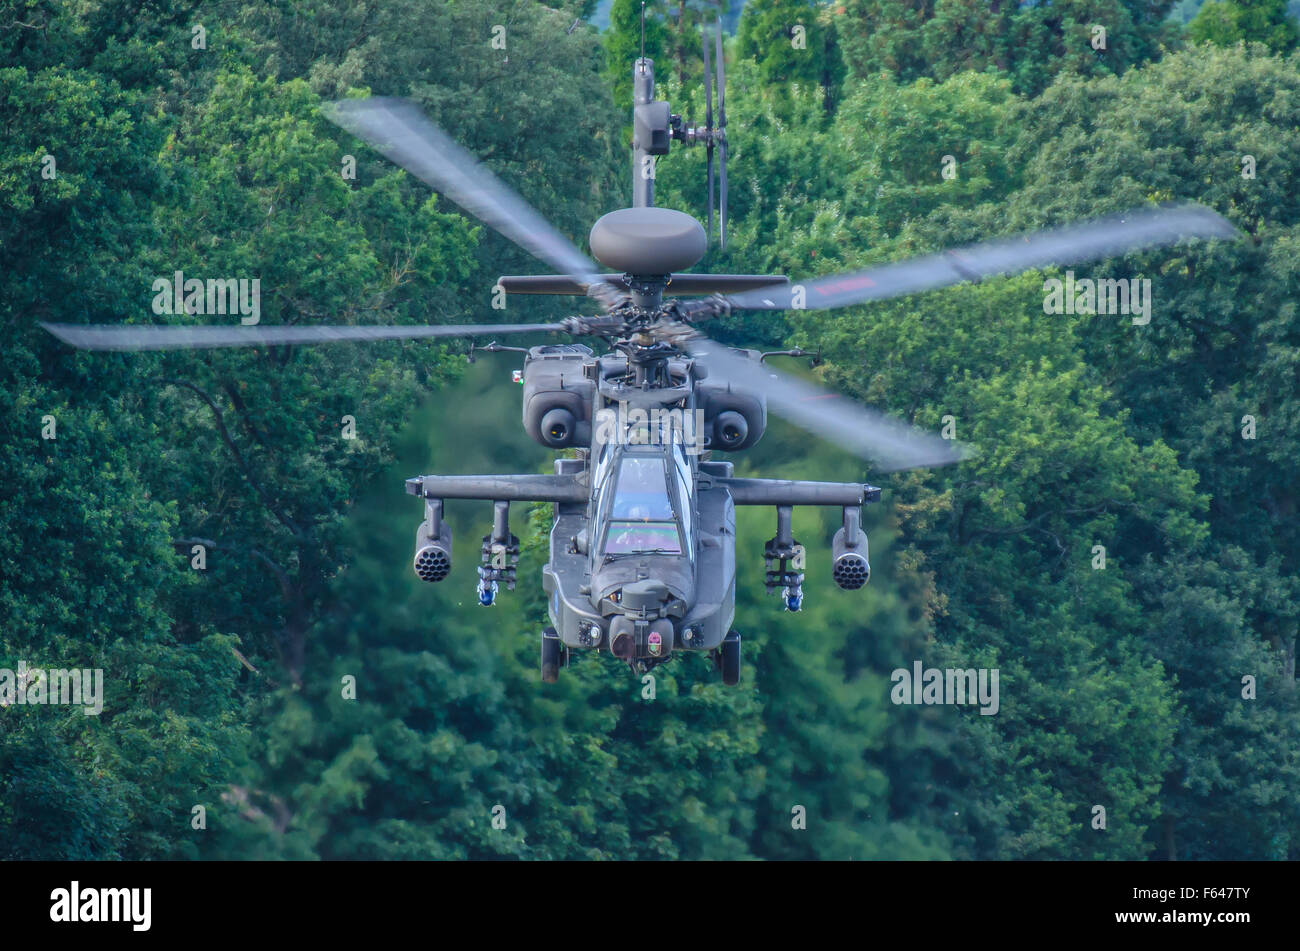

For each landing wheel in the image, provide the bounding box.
[541,627,567,683]
[720,630,741,686]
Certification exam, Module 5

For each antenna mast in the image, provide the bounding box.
[631,2,659,208]
[627,5,726,245]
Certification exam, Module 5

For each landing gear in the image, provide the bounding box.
[541,627,567,683]
[714,630,741,686]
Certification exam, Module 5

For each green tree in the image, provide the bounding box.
[789,273,1190,858]
[663,1,729,92]
[8,0,1297,864]
[965,42,1300,857]
[839,0,1181,95]
[1188,0,1299,52]
[0,59,249,858]
[739,0,846,112]
[673,30,1299,859]
[605,0,671,111]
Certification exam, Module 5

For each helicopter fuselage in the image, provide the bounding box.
[537,341,747,663]
[406,341,879,675]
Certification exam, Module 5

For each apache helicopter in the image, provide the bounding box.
[43,20,1235,685]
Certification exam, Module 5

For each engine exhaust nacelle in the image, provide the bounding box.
[539,407,577,448]
[699,373,766,451]
[521,345,595,449]
[712,410,749,451]
[413,500,453,583]
[832,507,870,590]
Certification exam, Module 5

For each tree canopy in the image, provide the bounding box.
[3,0,1297,861]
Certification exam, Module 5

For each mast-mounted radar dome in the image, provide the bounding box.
[589,207,707,275]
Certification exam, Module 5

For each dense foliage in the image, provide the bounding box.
[2,0,1296,860]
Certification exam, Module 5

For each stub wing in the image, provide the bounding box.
[405,474,586,503]
[710,476,881,508]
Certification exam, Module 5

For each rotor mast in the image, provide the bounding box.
[632,1,656,208]
[632,57,657,209]
[630,6,666,312]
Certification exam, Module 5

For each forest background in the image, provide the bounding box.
[2,0,1297,860]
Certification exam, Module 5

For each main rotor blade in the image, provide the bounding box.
[685,336,970,472]
[715,18,726,131]
[702,28,713,132]
[722,203,1237,311]
[42,321,566,352]
[324,97,623,309]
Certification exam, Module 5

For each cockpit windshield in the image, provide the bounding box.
[603,521,682,555]
[602,455,683,555]
[610,456,675,520]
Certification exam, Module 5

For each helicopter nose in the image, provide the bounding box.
[618,579,670,613]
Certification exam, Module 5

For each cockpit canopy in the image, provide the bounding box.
[597,447,693,558]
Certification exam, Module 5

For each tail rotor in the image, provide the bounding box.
[699,17,727,250]
[702,25,715,246]
[714,17,727,250]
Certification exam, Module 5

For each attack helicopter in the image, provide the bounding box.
[43,19,1235,685]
